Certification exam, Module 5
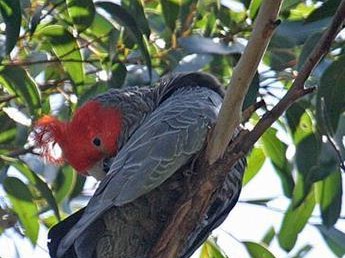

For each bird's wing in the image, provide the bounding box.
[56,86,222,257]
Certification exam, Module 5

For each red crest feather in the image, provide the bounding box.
[33,115,65,165]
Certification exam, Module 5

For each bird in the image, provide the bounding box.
[33,72,246,258]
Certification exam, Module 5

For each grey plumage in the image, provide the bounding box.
[49,72,245,258]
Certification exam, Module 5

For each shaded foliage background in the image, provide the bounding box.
[0,0,344,257]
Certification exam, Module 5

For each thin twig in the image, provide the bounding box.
[6,58,99,67]
[241,100,266,123]
[0,95,17,104]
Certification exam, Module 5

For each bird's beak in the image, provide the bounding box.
[86,160,107,181]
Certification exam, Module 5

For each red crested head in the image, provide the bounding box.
[33,101,122,176]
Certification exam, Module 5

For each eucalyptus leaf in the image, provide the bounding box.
[96,1,152,80]
[243,241,276,258]
[13,162,61,221]
[160,0,179,32]
[3,177,39,245]
[0,66,41,117]
[54,166,77,203]
[261,226,275,246]
[316,55,345,134]
[122,0,150,37]
[66,0,95,32]
[317,171,342,227]
[315,225,345,257]
[36,25,85,90]
[179,35,244,55]
[200,239,227,258]
[0,0,21,55]
[261,128,294,197]
[306,0,341,23]
[278,190,315,251]
[243,147,265,186]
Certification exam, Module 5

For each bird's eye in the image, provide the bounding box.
[92,137,102,147]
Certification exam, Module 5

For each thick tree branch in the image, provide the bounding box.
[207,0,283,164]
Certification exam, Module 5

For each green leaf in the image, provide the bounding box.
[244,198,274,206]
[84,13,114,39]
[294,133,320,206]
[295,133,320,179]
[179,35,243,55]
[160,0,180,32]
[290,244,312,258]
[316,171,342,227]
[0,66,41,116]
[82,13,116,58]
[316,55,345,133]
[36,25,85,89]
[66,0,95,32]
[243,147,265,186]
[13,162,61,221]
[0,127,16,143]
[0,0,21,55]
[122,0,150,37]
[243,241,276,258]
[41,214,59,229]
[109,63,127,88]
[261,226,275,246]
[278,189,315,251]
[243,73,260,110]
[3,176,39,245]
[281,0,301,12]
[261,128,294,197]
[261,128,286,170]
[54,166,77,203]
[69,173,86,200]
[314,142,339,181]
[248,0,261,20]
[200,239,227,258]
[274,19,330,45]
[267,49,296,71]
[297,31,323,71]
[96,1,152,80]
[306,0,341,23]
[334,114,345,159]
[315,225,345,257]
[286,103,313,144]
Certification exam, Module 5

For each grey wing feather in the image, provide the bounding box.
[106,87,222,205]
[56,86,222,257]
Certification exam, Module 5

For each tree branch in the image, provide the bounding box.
[240,0,345,154]
[207,0,283,164]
